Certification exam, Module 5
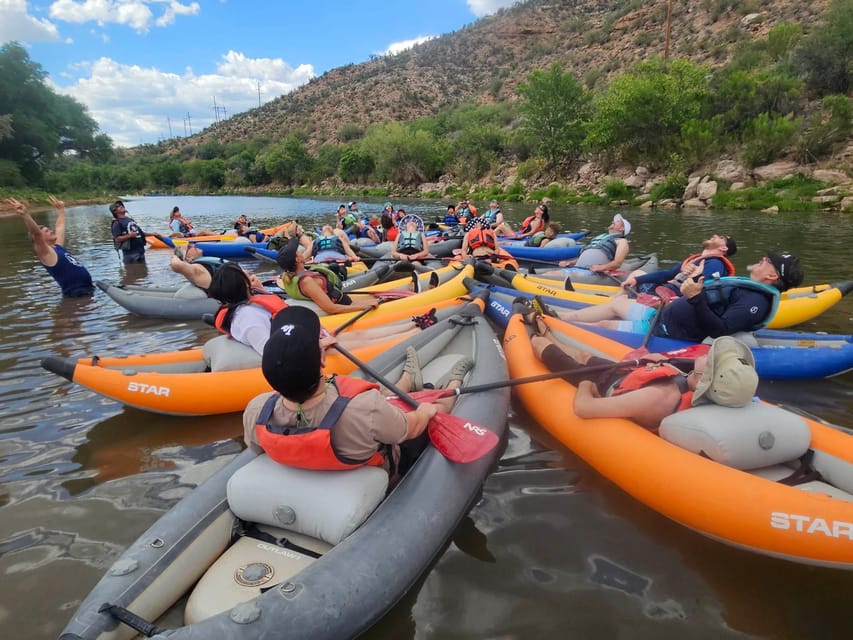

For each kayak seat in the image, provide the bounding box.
[811,449,853,497]
[226,454,388,545]
[703,331,760,348]
[203,335,261,372]
[659,403,811,470]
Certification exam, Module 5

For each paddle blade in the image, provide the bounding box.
[372,289,414,300]
[385,389,452,408]
[428,413,499,463]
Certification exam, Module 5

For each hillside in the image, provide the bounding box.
[177,0,831,151]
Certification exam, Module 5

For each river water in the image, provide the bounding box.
[1,195,852,639]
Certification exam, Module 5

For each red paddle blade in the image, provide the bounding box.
[428,413,499,463]
[661,344,710,359]
[372,289,415,300]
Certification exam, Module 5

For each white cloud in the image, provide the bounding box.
[48,0,199,32]
[467,0,519,18]
[55,51,315,146]
[0,0,62,43]
[382,35,435,57]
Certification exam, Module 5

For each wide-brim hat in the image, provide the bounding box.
[692,336,757,407]
[399,214,424,232]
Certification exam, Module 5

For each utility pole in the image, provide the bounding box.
[213,96,227,124]
[257,81,261,108]
[167,116,173,138]
[186,112,193,136]
[664,0,674,63]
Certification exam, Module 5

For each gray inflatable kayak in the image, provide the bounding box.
[58,299,509,640]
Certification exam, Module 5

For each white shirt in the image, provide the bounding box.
[229,304,272,355]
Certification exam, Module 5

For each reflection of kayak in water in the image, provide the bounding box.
[59,300,509,640]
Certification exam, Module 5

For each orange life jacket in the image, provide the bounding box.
[254,376,387,470]
[679,253,736,277]
[609,364,694,413]
[519,215,537,234]
[214,294,287,335]
[466,227,497,252]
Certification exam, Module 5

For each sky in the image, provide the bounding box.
[1,0,519,147]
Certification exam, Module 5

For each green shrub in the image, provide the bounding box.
[796,94,853,162]
[741,113,801,168]
[603,179,632,199]
[650,172,688,200]
[516,158,541,180]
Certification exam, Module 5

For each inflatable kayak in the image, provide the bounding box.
[147,223,294,249]
[523,253,660,286]
[477,282,853,380]
[40,291,486,416]
[96,264,392,322]
[502,306,853,569]
[497,230,589,246]
[490,268,853,330]
[58,301,509,639]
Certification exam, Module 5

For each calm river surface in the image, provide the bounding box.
[1,195,852,639]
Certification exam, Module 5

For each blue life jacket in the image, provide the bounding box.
[397,231,423,254]
[702,277,780,330]
[314,235,345,254]
[580,232,624,261]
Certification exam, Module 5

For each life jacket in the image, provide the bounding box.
[443,214,460,226]
[190,256,228,282]
[340,213,358,228]
[609,364,693,413]
[701,277,780,331]
[581,232,624,261]
[174,215,194,234]
[282,265,345,303]
[519,215,536,234]
[466,227,497,252]
[314,235,345,255]
[214,294,287,335]
[655,254,737,300]
[679,253,736,278]
[397,231,423,254]
[525,231,547,247]
[482,208,499,225]
[254,377,387,470]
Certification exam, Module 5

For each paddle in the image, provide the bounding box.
[390,356,697,403]
[331,344,499,464]
[331,303,381,336]
[624,303,666,359]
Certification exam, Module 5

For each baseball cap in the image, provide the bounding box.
[348,201,358,208]
[767,251,804,291]
[613,214,631,236]
[109,200,124,215]
[276,237,301,272]
[262,306,323,402]
[692,336,758,408]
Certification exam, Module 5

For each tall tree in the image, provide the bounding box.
[517,63,589,175]
[0,42,111,183]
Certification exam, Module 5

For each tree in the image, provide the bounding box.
[517,63,589,174]
[585,57,711,167]
[0,42,111,184]
[794,0,853,95]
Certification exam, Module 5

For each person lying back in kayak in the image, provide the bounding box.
[620,234,738,301]
[312,224,360,262]
[556,214,631,273]
[550,251,803,343]
[390,215,431,262]
[208,263,429,356]
[532,318,758,430]
[4,196,94,297]
[459,223,514,262]
[169,243,261,292]
[168,206,217,237]
[242,305,473,474]
[276,237,379,314]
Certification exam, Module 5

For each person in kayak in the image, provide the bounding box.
[390,215,431,262]
[557,214,631,272]
[242,305,473,474]
[276,237,379,314]
[531,318,758,430]
[168,206,217,237]
[234,214,267,242]
[620,234,738,301]
[312,224,360,262]
[208,263,429,356]
[523,221,562,247]
[169,243,259,292]
[4,196,94,297]
[549,251,804,342]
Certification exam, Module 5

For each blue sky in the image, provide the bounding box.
[1,0,518,147]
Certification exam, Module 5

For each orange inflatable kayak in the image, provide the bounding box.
[42,290,486,416]
[503,310,853,569]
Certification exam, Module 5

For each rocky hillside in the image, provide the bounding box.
[175,0,831,151]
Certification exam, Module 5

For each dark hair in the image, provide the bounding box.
[207,263,250,305]
[380,213,395,230]
[171,206,180,214]
[540,204,550,223]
